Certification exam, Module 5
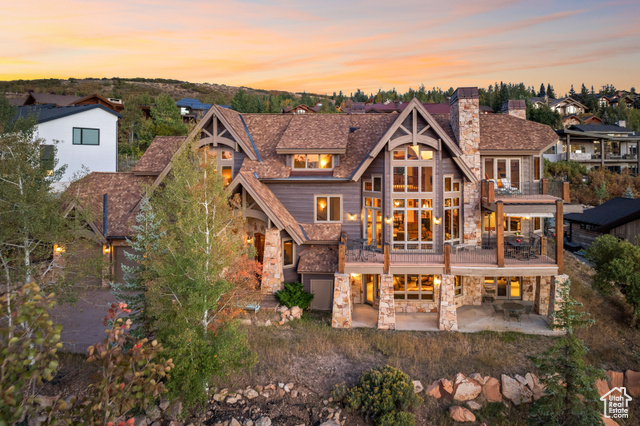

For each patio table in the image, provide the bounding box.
[502,302,525,322]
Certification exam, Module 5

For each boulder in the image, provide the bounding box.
[146,405,162,422]
[243,421,254,426]
[159,398,171,411]
[482,377,502,403]
[245,389,259,399]
[439,378,454,398]
[595,379,610,398]
[239,319,252,325]
[605,371,624,389]
[469,373,487,385]
[624,370,640,398]
[319,421,340,426]
[449,406,476,422]
[276,305,288,313]
[255,417,272,426]
[515,375,528,386]
[501,375,532,405]
[454,373,466,386]
[166,400,183,420]
[290,306,302,318]
[426,380,442,398]
[467,400,482,410]
[413,380,424,394]
[264,320,271,327]
[230,419,241,426]
[453,376,482,401]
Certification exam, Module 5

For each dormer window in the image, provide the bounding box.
[293,154,333,169]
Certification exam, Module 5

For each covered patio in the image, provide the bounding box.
[351,303,563,336]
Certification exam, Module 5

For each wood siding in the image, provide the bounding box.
[267,181,362,238]
[611,218,640,244]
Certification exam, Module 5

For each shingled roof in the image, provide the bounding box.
[133,136,187,175]
[24,92,82,106]
[297,245,338,273]
[65,172,153,238]
[479,114,558,152]
[300,224,342,242]
[276,114,351,153]
[564,197,640,232]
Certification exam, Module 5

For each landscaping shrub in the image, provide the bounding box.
[274,282,314,310]
[333,365,422,425]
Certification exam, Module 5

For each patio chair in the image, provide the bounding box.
[524,304,534,316]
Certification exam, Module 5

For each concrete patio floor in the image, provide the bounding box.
[351,303,564,336]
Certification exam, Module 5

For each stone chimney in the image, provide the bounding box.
[450,87,481,245]
[502,100,526,119]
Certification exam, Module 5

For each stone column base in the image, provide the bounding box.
[438,274,458,331]
[377,274,396,330]
[550,274,569,326]
[260,228,284,294]
[332,273,352,328]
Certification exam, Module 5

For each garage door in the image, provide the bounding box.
[310,279,334,310]
[113,246,138,285]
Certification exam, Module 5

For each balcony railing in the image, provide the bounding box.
[481,179,570,204]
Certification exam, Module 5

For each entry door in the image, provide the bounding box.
[310,280,333,310]
[254,233,265,263]
[364,274,375,304]
[496,276,522,300]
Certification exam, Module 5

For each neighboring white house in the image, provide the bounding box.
[17,104,120,189]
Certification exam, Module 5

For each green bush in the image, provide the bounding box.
[274,282,314,310]
[335,365,422,425]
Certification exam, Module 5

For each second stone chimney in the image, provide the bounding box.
[450,87,481,245]
[502,100,526,119]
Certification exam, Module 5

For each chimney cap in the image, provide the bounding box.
[450,87,479,104]
[502,100,526,111]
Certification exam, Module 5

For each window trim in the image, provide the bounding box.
[443,174,462,244]
[282,238,295,268]
[533,156,541,182]
[314,194,342,223]
[72,127,100,145]
[392,274,436,301]
[482,157,522,191]
[292,154,334,170]
[454,276,463,297]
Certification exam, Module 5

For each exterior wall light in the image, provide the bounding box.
[348,214,358,221]
[385,217,393,224]
[102,244,111,254]
[434,217,442,225]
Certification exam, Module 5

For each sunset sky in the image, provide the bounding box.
[2,0,639,95]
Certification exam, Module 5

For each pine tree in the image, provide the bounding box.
[539,83,546,97]
[529,281,605,426]
[624,185,635,199]
[569,85,576,97]
[111,198,163,337]
[547,84,556,99]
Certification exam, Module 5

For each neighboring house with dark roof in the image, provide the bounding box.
[282,104,318,114]
[71,86,580,332]
[23,92,82,107]
[16,103,120,188]
[529,96,588,116]
[561,114,602,128]
[72,94,124,113]
[551,123,640,175]
[176,98,212,122]
[565,197,640,248]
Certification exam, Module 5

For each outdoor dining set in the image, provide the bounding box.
[491,301,534,322]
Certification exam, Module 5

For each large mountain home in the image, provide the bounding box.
[553,124,640,175]
[529,96,588,116]
[68,87,581,332]
[565,197,640,248]
[17,103,120,189]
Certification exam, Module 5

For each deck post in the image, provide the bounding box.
[488,181,495,204]
[562,182,570,203]
[541,178,548,195]
[383,243,390,274]
[338,242,345,274]
[555,200,564,274]
[540,236,547,256]
[444,243,451,275]
[496,201,504,267]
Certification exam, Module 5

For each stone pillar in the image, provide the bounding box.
[377,274,396,330]
[260,228,283,294]
[549,274,569,324]
[522,276,535,302]
[332,273,352,328]
[535,276,551,316]
[466,276,482,306]
[438,274,458,331]
[450,88,481,246]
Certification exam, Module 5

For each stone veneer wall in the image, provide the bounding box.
[377,274,396,330]
[450,90,482,246]
[260,228,283,294]
[549,274,569,325]
[332,273,352,328]
[246,217,266,239]
[522,276,536,302]
[506,109,526,120]
[395,300,438,313]
[535,276,551,316]
[455,276,482,307]
[438,274,458,331]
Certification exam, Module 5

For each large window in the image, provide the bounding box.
[483,158,521,191]
[393,274,435,300]
[315,195,342,223]
[444,176,461,244]
[73,127,99,145]
[392,146,434,250]
[202,146,234,186]
[364,196,382,248]
[293,154,333,169]
[533,156,541,181]
[283,239,294,268]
